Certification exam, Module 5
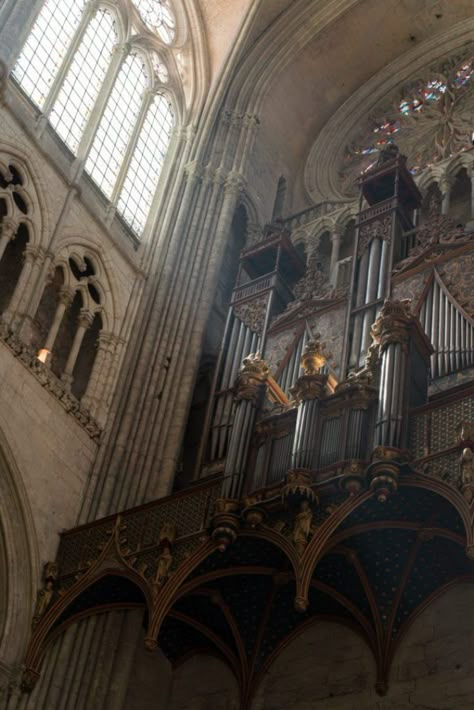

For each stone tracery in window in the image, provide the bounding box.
[131,0,176,43]
[11,0,179,237]
[342,51,474,190]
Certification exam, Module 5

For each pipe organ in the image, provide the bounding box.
[418,269,474,379]
[346,149,421,372]
[192,146,473,503]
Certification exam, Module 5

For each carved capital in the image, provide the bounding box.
[78,309,94,330]
[0,216,18,241]
[58,287,75,308]
[224,172,246,196]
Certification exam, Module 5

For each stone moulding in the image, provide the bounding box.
[0,319,101,441]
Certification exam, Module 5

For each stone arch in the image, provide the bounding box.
[0,141,51,246]
[0,424,40,693]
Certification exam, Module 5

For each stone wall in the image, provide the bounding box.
[169,655,239,710]
[254,583,474,710]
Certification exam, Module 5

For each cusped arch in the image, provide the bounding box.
[0,141,52,245]
[52,236,120,332]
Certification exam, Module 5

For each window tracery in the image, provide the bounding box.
[131,0,176,43]
[11,0,179,237]
[342,51,474,187]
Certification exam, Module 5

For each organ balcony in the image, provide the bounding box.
[20,145,474,698]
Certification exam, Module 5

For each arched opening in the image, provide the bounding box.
[31,267,65,352]
[0,222,29,315]
[449,168,471,226]
[71,311,102,400]
[419,181,442,224]
[51,290,83,378]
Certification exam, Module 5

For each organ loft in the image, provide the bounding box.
[1,1,474,708]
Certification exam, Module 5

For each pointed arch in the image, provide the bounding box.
[0,424,40,687]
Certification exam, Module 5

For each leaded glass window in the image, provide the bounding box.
[85,54,148,198]
[12,0,85,108]
[49,10,116,153]
[11,0,179,237]
[117,93,174,234]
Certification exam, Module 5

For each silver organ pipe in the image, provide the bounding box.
[418,271,474,380]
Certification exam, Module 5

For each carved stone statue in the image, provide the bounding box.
[292,501,314,555]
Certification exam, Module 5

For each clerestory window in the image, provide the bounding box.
[11,0,177,238]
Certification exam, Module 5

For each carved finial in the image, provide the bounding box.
[300,334,329,375]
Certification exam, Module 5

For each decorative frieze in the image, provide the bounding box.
[0,318,101,440]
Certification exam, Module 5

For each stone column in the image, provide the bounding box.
[0,217,17,263]
[2,243,42,328]
[61,310,93,389]
[291,338,328,470]
[41,287,74,359]
[440,175,454,216]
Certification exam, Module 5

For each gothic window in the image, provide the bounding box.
[11,0,178,237]
[131,0,176,42]
[343,53,474,182]
[0,163,31,317]
[49,10,117,153]
[11,0,85,109]
[85,53,149,198]
[33,252,110,407]
[116,93,174,235]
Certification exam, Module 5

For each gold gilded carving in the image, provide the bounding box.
[282,469,318,505]
[292,501,316,555]
[158,521,176,546]
[210,498,241,552]
[153,546,173,588]
[457,421,474,444]
[32,562,59,629]
[301,335,330,375]
[460,447,474,503]
[233,295,268,336]
[235,352,270,401]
